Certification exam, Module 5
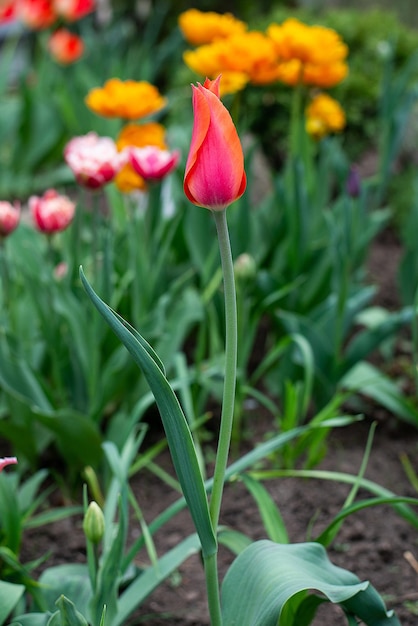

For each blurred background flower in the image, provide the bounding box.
[0,201,20,237]
[30,188,75,233]
[64,132,126,189]
[305,92,346,139]
[85,78,167,119]
[178,8,247,45]
[48,27,84,64]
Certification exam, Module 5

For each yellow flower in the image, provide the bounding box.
[85,79,167,120]
[183,31,281,93]
[268,18,348,88]
[116,122,167,151]
[178,9,247,45]
[114,122,168,193]
[215,72,249,96]
[305,93,346,140]
[114,164,147,193]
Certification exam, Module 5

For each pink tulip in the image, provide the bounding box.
[30,189,75,233]
[64,132,126,189]
[0,457,17,471]
[0,201,20,237]
[184,75,246,211]
[129,146,180,181]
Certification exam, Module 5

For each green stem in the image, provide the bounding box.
[204,552,222,626]
[203,208,237,626]
[210,209,238,529]
[0,238,10,325]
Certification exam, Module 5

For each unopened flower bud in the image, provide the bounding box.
[83,501,105,544]
[346,166,361,198]
[234,253,257,282]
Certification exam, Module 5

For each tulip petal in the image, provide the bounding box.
[184,82,246,210]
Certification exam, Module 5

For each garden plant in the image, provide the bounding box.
[0,2,418,626]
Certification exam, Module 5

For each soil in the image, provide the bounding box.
[18,229,418,625]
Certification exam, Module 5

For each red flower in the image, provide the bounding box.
[0,1,16,23]
[17,0,57,30]
[64,132,126,189]
[129,146,180,181]
[0,201,20,237]
[48,28,84,64]
[30,189,75,233]
[53,0,94,22]
[184,75,246,211]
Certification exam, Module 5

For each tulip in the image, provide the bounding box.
[184,75,246,211]
[53,0,95,21]
[48,28,84,64]
[0,201,20,237]
[17,0,57,30]
[64,132,126,189]
[0,2,16,23]
[346,166,361,198]
[129,146,180,181]
[0,457,17,471]
[30,189,75,233]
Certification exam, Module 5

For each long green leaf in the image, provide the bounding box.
[80,268,216,558]
[222,540,399,625]
[249,468,418,530]
[123,418,356,564]
[114,533,202,626]
[341,361,418,426]
[240,474,289,544]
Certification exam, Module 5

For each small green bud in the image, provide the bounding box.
[83,501,105,544]
[234,253,257,282]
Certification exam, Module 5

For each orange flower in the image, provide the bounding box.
[17,0,57,29]
[184,76,246,211]
[114,164,147,194]
[178,8,247,45]
[305,93,346,139]
[183,31,281,93]
[268,18,348,88]
[48,28,84,64]
[116,122,167,151]
[115,122,168,193]
[85,78,167,120]
[53,0,94,21]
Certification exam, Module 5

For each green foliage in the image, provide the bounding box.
[222,540,399,625]
[0,5,416,624]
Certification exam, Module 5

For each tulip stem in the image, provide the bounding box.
[210,208,238,530]
[204,552,222,626]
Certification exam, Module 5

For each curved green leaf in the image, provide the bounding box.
[0,580,25,626]
[80,268,216,559]
[221,540,399,626]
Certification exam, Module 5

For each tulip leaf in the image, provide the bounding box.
[38,565,91,617]
[0,580,25,626]
[50,595,89,626]
[79,268,216,559]
[221,540,400,626]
